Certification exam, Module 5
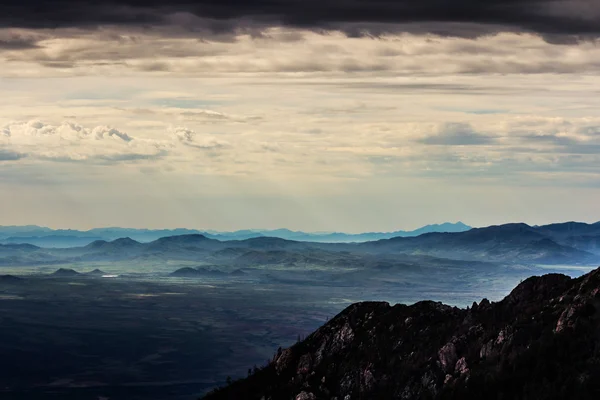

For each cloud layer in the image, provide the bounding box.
[3,28,600,78]
[3,116,600,184]
[0,0,599,41]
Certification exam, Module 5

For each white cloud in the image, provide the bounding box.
[171,126,229,149]
[92,126,132,142]
[1,120,167,163]
[172,126,195,142]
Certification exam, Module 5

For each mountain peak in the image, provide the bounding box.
[154,234,209,243]
[51,268,80,277]
[85,239,108,248]
[110,237,141,246]
[86,268,106,276]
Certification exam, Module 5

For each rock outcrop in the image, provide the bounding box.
[203,267,600,400]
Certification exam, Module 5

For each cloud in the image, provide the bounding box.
[5,27,600,78]
[418,122,496,146]
[513,132,600,155]
[92,126,132,142]
[39,150,169,164]
[1,120,168,164]
[578,126,600,136]
[0,1,599,41]
[179,110,232,120]
[173,126,196,143]
[0,148,27,161]
[171,126,228,149]
[518,134,579,146]
[2,120,132,141]
[0,31,42,50]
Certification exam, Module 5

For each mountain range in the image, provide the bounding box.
[1,221,599,267]
[0,222,471,247]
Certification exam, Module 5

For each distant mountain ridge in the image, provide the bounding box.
[0,222,472,247]
[1,221,600,267]
[360,222,600,264]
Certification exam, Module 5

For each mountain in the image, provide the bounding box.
[1,222,599,266]
[87,227,203,242]
[534,222,600,255]
[0,243,61,266]
[236,237,309,250]
[0,223,473,246]
[85,237,142,249]
[85,268,107,276]
[203,267,600,400]
[0,235,104,248]
[146,234,222,253]
[234,223,472,243]
[0,243,40,253]
[301,222,473,243]
[536,221,600,238]
[75,237,146,261]
[0,225,53,235]
[51,268,80,277]
[407,221,472,236]
[361,223,597,264]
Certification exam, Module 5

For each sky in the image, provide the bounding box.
[1,0,600,232]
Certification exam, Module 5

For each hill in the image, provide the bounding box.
[0,243,40,252]
[85,268,107,276]
[203,266,600,400]
[51,268,80,277]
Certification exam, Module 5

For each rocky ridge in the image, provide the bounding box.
[203,267,600,400]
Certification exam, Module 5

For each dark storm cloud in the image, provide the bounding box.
[0,1,598,40]
[0,37,41,50]
[0,32,43,50]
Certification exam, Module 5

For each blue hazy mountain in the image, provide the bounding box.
[359,222,600,264]
[1,221,599,266]
[0,222,472,247]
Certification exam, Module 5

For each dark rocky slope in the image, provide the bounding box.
[203,267,600,400]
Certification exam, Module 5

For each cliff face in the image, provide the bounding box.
[203,268,600,400]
